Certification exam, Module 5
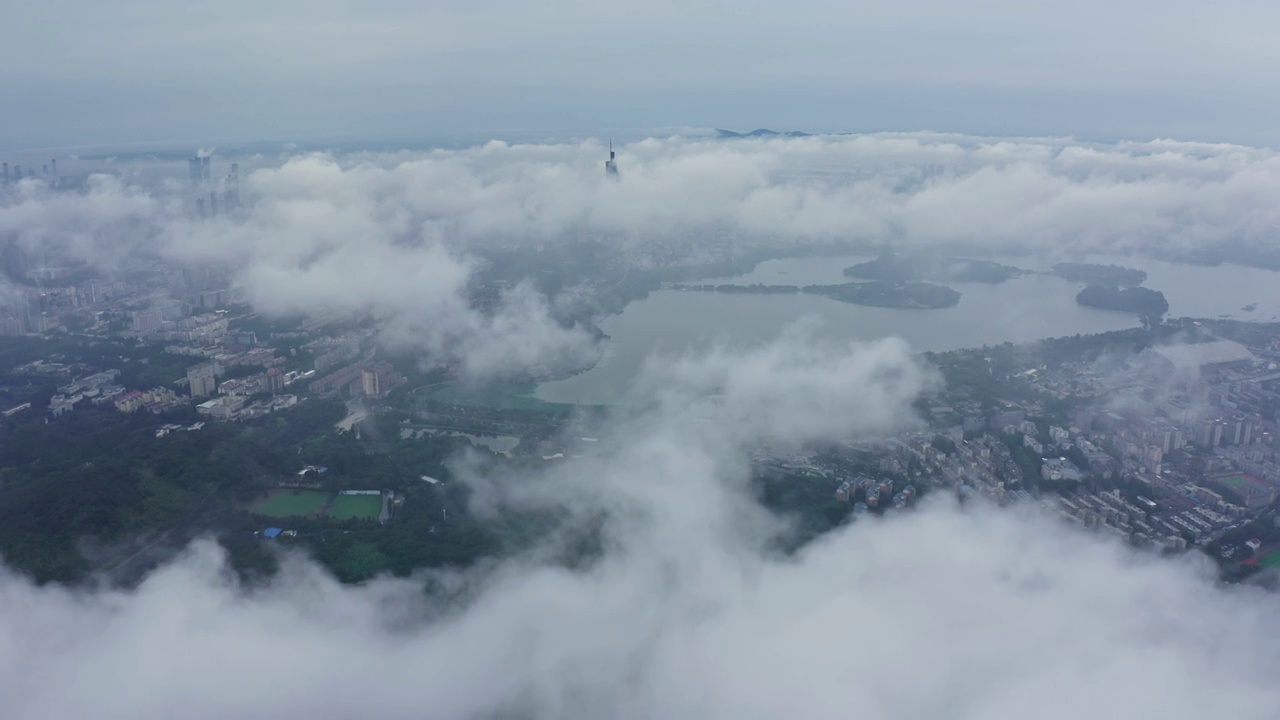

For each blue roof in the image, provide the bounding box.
[263,527,283,538]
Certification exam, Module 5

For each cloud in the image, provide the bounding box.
[5,132,1280,375]
[633,322,934,446]
[4,447,1280,717]
[203,135,1280,255]
[2,329,1279,717]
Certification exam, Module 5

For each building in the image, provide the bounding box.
[187,361,218,398]
[131,308,164,334]
[113,391,146,413]
[197,395,246,420]
[188,154,211,186]
[264,367,285,394]
[834,479,853,502]
[310,364,365,397]
[361,368,381,398]
[1042,457,1084,482]
[604,139,619,179]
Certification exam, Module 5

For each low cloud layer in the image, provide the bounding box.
[4,132,1280,372]
[3,332,1280,718]
[11,132,1280,254]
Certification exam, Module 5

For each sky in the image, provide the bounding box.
[7,7,1280,715]
[5,0,1280,148]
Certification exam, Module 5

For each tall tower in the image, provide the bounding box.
[224,162,240,210]
[2,163,7,181]
[188,157,203,186]
[604,138,619,179]
[50,159,56,176]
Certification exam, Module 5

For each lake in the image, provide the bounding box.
[536,254,1280,406]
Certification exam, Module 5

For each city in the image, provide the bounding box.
[4,156,1280,588]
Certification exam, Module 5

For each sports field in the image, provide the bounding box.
[1221,474,1267,492]
[329,494,382,520]
[253,489,331,517]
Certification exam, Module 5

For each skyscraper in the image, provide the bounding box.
[2,162,8,181]
[187,362,218,398]
[50,159,56,176]
[605,139,619,179]
[188,157,202,186]
[224,162,240,210]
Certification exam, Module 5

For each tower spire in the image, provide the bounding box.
[605,137,619,179]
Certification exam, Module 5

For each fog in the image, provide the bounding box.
[2,331,1279,718]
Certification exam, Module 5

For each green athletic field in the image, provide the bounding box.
[329,494,382,520]
[252,489,330,517]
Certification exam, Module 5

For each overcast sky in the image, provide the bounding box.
[5,0,1280,149]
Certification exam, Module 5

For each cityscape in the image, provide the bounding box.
[6,0,1280,714]
[4,150,1280,588]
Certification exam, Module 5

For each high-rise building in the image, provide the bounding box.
[0,316,24,336]
[224,162,240,209]
[41,164,48,175]
[265,368,285,394]
[362,368,381,398]
[131,308,164,334]
[2,162,8,180]
[50,159,56,176]
[12,166,22,180]
[187,362,218,398]
[604,139,619,179]
[188,157,203,186]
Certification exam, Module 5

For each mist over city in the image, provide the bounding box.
[4,2,1280,719]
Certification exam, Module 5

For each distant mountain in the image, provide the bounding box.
[715,128,812,139]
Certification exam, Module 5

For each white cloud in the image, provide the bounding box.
[3,433,1279,717]
[0,317,1277,717]
[5,132,1280,377]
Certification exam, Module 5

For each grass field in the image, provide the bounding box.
[1221,474,1266,491]
[329,494,382,520]
[252,489,331,517]
[1258,550,1280,568]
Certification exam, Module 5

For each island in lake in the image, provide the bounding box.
[672,280,962,309]
[1076,284,1169,317]
[805,281,962,309]
[844,254,1025,284]
[1053,262,1147,287]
